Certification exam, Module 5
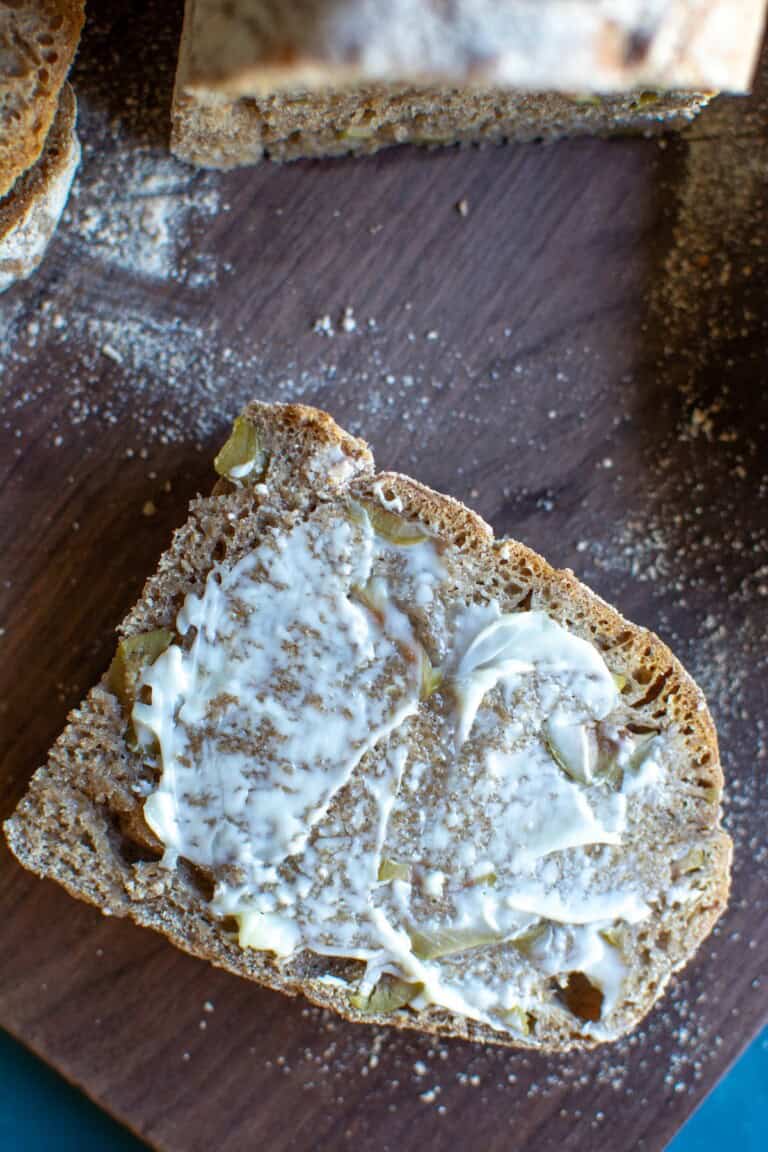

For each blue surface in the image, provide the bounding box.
[666,1029,768,1152]
[0,1025,765,1150]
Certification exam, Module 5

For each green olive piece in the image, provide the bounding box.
[213,416,264,482]
[676,847,706,875]
[544,726,593,785]
[350,578,388,623]
[410,926,503,961]
[350,975,423,1014]
[377,857,411,883]
[106,629,173,712]
[632,90,660,108]
[344,123,375,139]
[500,1006,532,1035]
[363,502,430,546]
[509,922,548,957]
[570,92,603,107]
[599,926,624,950]
[469,870,497,887]
[419,648,443,700]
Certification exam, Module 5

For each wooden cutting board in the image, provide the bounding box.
[1,3,766,1150]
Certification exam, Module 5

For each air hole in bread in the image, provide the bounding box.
[613,630,634,648]
[554,971,603,1022]
[212,539,227,562]
[517,589,533,611]
[177,858,215,902]
[78,830,98,853]
[116,836,164,867]
[633,670,672,708]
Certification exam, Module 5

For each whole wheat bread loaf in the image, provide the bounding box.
[4,403,731,1051]
[0,0,84,199]
[0,82,79,293]
[171,0,766,167]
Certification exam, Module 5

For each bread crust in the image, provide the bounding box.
[4,402,732,1051]
[0,1,84,198]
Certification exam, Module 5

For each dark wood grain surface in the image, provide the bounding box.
[1,4,767,1150]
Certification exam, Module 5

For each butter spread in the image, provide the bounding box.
[137,509,422,868]
[452,607,618,745]
[135,501,672,1039]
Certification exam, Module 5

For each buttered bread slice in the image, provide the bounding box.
[5,403,731,1050]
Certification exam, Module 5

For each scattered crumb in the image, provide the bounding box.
[419,1087,440,1104]
[340,307,357,334]
[313,314,334,337]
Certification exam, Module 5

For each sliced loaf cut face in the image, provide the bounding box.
[0,1,84,198]
[0,82,79,294]
[171,0,767,167]
[4,403,731,1052]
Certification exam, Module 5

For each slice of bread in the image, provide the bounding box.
[170,0,766,167]
[4,403,731,1051]
[0,1,84,199]
[0,82,79,294]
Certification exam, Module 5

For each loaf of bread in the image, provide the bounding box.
[171,0,766,167]
[0,0,84,198]
[0,82,79,293]
[0,1,84,291]
[4,403,731,1050]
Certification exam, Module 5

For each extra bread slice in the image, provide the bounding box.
[5,403,731,1051]
[0,1,84,199]
[171,0,766,167]
[0,82,79,294]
